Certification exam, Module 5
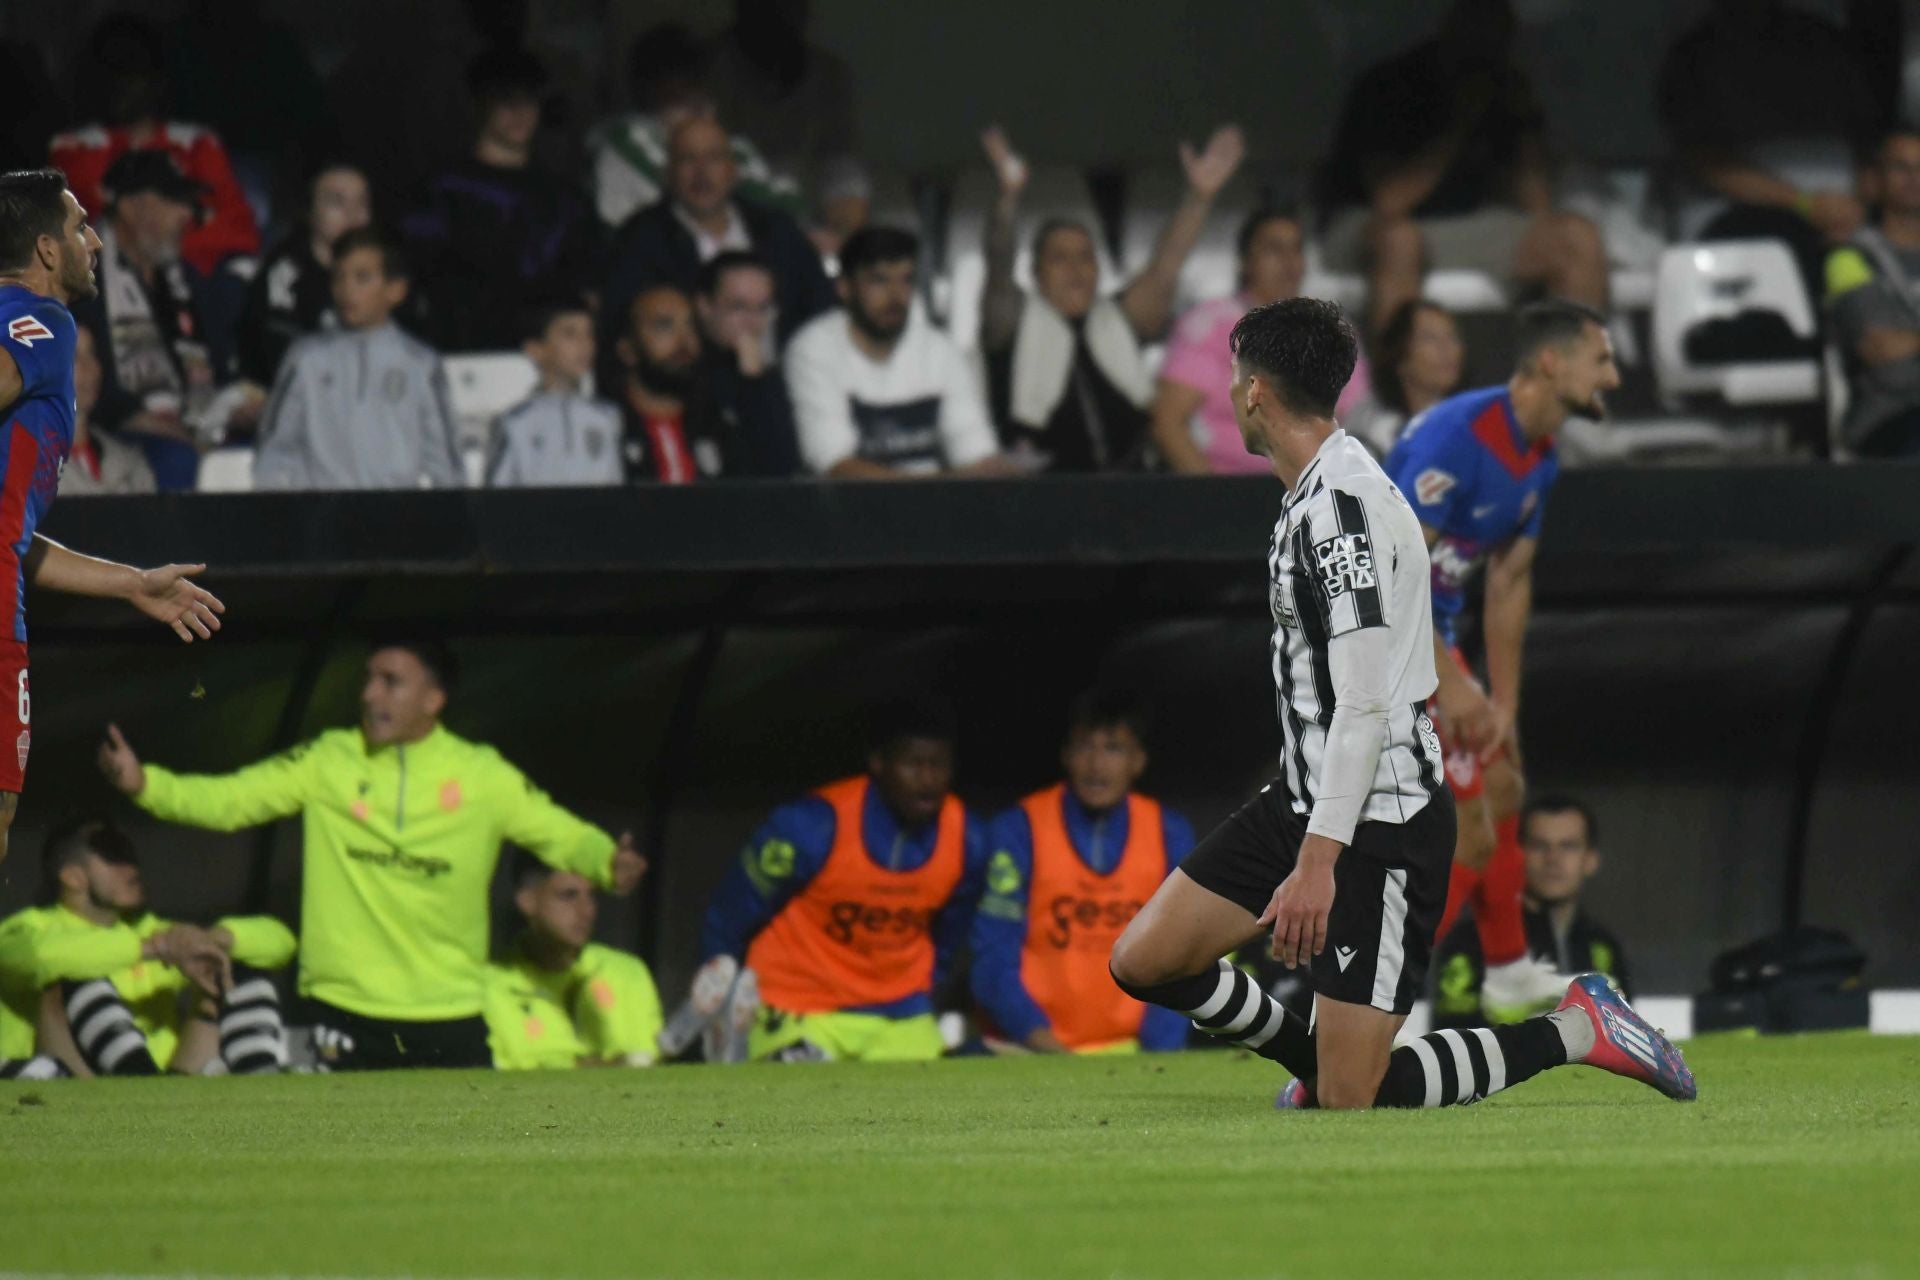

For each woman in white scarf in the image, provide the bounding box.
[979,124,1244,471]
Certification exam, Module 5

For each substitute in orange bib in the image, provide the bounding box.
[970,691,1192,1053]
[697,699,989,1062]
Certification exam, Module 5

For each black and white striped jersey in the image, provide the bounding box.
[1267,429,1444,832]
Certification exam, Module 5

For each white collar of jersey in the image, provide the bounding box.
[1283,428,1348,511]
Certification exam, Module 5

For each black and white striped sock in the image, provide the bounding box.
[1372,1017,1565,1108]
[62,979,159,1076]
[0,1055,71,1080]
[1113,958,1317,1078]
[218,966,287,1074]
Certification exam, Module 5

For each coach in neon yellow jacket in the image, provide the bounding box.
[97,640,647,1070]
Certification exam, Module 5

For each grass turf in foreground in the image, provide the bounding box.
[2,1033,1916,1280]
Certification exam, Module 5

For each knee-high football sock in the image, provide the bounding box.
[219,966,288,1074]
[0,1055,70,1079]
[62,979,159,1076]
[1436,860,1479,946]
[1112,958,1317,1078]
[1472,815,1529,966]
[1371,1010,1587,1107]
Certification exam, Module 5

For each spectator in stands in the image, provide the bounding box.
[600,115,835,381]
[1431,795,1630,1030]
[704,0,859,199]
[1318,0,1610,336]
[96,639,647,1071]
[1659,0,1884,300]
[486,854,663,1070]
[785,227,1009,478]
[1826,126,1920,458]
[237,163,372,387]
[73,149,234,491]
[980,124,1245,472]
[404,47,603,352]
[969,691,1193,1054]
[1150,208,1373,474]
[489,297,626,487]
[1348,299,1467,456]
[698,698,989,1062]
[589,22,800,230]
[53,13,260,277]
[616,284,724,483]
[0,817,295,1078]
[255,227,463,491]
[695,251,803,477]
[59,327,156,497]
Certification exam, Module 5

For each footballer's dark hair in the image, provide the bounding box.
[1227,296,1359,419]
[839,226,920,278]
[1521,793,1600,848]
[868,694,957,755]
[39,815,135,902]
[1512,298,1607,370]
[332,225,410,282]
[1066,687,1152,747]
[369,635,460,696]
[0,169,72,274]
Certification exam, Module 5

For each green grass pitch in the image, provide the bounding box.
[4,1033,1916,1280]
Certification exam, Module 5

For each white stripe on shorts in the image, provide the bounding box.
[1370,868,1409,1011]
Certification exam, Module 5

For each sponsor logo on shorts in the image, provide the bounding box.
[14,729,27,771]
[1335,945,1357,971]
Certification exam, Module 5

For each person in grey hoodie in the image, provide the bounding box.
[255,227,462,490]
[488,296,625,486]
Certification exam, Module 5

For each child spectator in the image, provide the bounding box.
[489,298,626,487]
[255,228,462,491]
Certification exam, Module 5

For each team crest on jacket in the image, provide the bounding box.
[439,780,463,812]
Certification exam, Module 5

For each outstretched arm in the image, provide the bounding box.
[25,538,224,642]
[980,126,1029,352]
[1117,125,1245,340]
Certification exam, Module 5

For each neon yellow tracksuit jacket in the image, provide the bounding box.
[135,724,616,1022]
[0,906,295,1064]
[485,939,664,1070]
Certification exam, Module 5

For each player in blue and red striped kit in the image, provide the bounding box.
[1384,299,1619,1021]
[0,169,225,867]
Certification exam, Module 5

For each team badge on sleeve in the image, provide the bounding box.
[7,315,53,347]
[1414,468,1456,507]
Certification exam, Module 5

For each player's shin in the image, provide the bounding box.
[1111,957,1316,1078]
[1471,815,1529,967]
[1370,1016,1569,1108]
[219,965,288,1074]
[61,979,160,1076]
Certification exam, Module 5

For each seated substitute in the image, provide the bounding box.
[970,690,1193,1053]
[96,638,645,1071]
[1432,794,1630,1030]
[697,700,989,1063]
[0,817,294,1078]
[486,854,664,1070]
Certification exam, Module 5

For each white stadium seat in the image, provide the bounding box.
[195,446,256,493]
[1652,241,1820,407]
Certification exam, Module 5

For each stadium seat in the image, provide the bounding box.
[195,446,256,493]
[1651,241,1821,408]
[444,351,540,452]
